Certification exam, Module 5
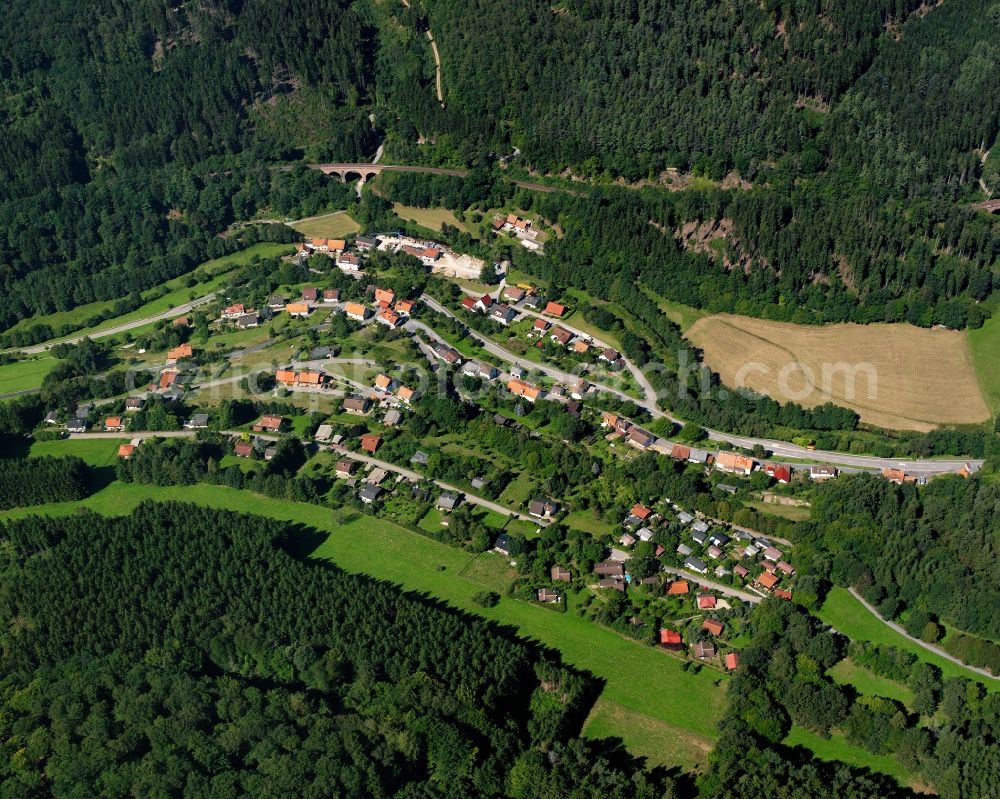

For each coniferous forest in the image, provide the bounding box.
[0,0,998,334]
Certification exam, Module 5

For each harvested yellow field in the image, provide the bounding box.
[392,203,471,234]
[686,313,991,431]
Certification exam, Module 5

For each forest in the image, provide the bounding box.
[0,503,675,798]
[792,473,1000,670]
[0,0,997,337]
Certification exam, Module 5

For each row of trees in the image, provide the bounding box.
[0,455,89,510]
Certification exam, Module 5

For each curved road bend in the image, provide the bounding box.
[13,294,218,356]
[847,588,998,681]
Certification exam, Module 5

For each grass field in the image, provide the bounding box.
[289,211,360,239]
[392,203,471,235]
[1,465,726,766]
[582,698,712,770]
[817,587,998,688]
[686,313,991,431]
[640,285,706,332]
[783,727,917,789]
[562,509,616,536]
[30,437,126,467]
[828,658,913,707]
[967,295,1000,414]
[0,357,58,394]
[746,501,811,522]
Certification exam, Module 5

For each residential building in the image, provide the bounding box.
[549,326,573,346]
[536,588,560,603]
[166,343,193,364]
[359,484,382,504]
[715,451,755,476]
[124,397,145,412]
[184,413,209,429]
[336,460,359,478]
[659,629,683,650]
[809,465,838,480]
[374,287,395,306]
[377,308,402,327]
[489,304,518,325]
[285,302,311,318]
[342,396,371,415]
[221,303,246,320]
[702,619,724,637]
[336,253,361,272]
[692,641,716,660]
[117,444,136,459]
[235,313,259,329]
[765,463,792,484]
[104,416,125,432]
[314,424,334,442]
[234,441,255,458]
[507,379,542,403]
[725,652,740,671]
[550,565,572,583]
[666,580,690,595]
[594,561,625,578]
[627,427,655,449]
[344,302,371,321]
[383,409,403,427]
[683,556,708,574]
[252,415,284,433]
[323,288,341,302]
[301,286,318,302]
[528,498,559,518]
[543,301,566,317]
[698,594,717,609]
[359,433,382,453]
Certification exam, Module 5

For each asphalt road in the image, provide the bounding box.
[15,293,218,355]
[847,588,998,681]
[423,290,983,476]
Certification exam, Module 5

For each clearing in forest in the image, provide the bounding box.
[289,211,360,239]
[686,313,990,431]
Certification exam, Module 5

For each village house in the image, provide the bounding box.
[323,288,341,303]
[598,578,626,592]
[532,318,550,335]
[301,286,318,302]
[882,467,915,484]
[166,343,194,365]
[236,313,259,329]
[507,378,543,403]
[344,302,371,322]
[314,424,334,442]
[666,580,690,596]
[571,379,590,399]
[437,492,462,511]
[493,533,512,556]
[297,371,325,388]
[659,629,684,650]
[692,641,716,660]
[355,235,379,250]
[536,588,560,603]
[285,302,311,318]
[233,441,255,458]
[359,484,382,504]
[336,460,359,479]
[124,397,145,412]
[715,451,755,476]
[395,298,416,315]
[733,564,749,578]
[267,295,287,312]
[725,652,740,671]
[619,532,637,548]
[572,340,590,354]
[764,463,792,483]
[252,415,285,434]
[359,433,382,454]
[308,238,345,253]
[598,347,620,363]
[374,373,396,393]
[702,618,724,637]
[549,326,573,347]
[543,301,566,317]
[183,413,209,430]
[383,409,403,427]
[374,287,395,307]
[551,565,572,582]
[504,286,526,303]
[697,594,717,610]
[528,498,559,518]
[631,503,653,521]
[104,416,125,432]
[377,308,402,327]
[65,418,87,433]
[627,427,655,449]
[396,386,417,404]
[276,370,297,386]
[431,342,462,365]
[117,443,136,459]
[172,316,190,327]
[473,294,494,312]
[336,252,361,272]
[809,464,838,480]
[594,560,625,578]
[342,396,372,415]
[688,448,712,465]
[683,556,709,574]
[756,572,780,592]
[490,304,518,325]
[221,303,246,320]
